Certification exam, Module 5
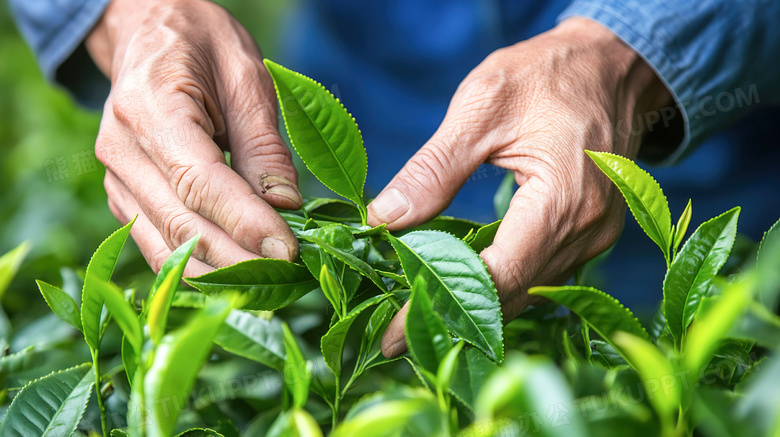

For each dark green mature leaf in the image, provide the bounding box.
[36,280,81,331]
[214,310,286,371]
[672,199,693,253]
[0,241,30,299]
[449,347,497,411]
[757,217,780,260]
[321,294,388,376]
[0,363,93,436]
[586,151,671,263]
[186,258,318,311]
[467,220,501,253]
[590,340,628,367]
[147,235,199,345]
[663,207,739,345]
[614,332,679,429]
[93,278,142,355]
[528,286,649,365]
[137,300,231,437]
[282,322,311,409]
[494,172,515,220]
[303,198,362,223]
[81,219,135,350]
[389,231,504,362]
[405,276,451,373]
[264,60,368,215]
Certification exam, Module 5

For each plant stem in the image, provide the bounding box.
[581,321,592,363]
[332,376,341,429]
[91,350,109,436]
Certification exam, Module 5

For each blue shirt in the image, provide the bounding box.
[10,0,780,310]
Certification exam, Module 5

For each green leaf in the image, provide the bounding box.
[171,291,207,309]
[436,340,463,396]
[282,322,311,409]
[730,303,780,348]
[122,334,137,389]
[214,310,286,371]
[298,232,386,293]
[111,430,130,437]
[475,353,585,437]
[36,280,81,331]
[494,172,515,220]
[684,276,753,373]
[303,198,362,223]
[0,363,94,436]
[449,347,497,411]
[0,241,30,299]
[398,216,483,240]
[138,299,231,437]
[467,220,501,253]
[388,231,504,362]
[613,332,679,431]
[673,199,692,253]
[589,339,627,367]
[528,286,649,366]
[81,219,135,350]
[405,275,451,373]
[186,258,318,311]
[321,294,388,376]
[335,388,445,437]
[357,300,397,370]
[586,151,671,263]
[757,217,780,260]
[175,429,224,437]
[147,235,199,345]
[267,408,324,437]
[320,264,344,317]
[663,207,739,345]
[264,60,368,214]
[93,278,142,355]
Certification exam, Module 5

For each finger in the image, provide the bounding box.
[367,130,488,230]
[381,302,409,358]
[220,57,302,210]
[106,191,213,277]
[103,166,262,268]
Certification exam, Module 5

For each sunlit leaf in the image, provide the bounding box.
[282,322,311,409]
[36,280,81,331]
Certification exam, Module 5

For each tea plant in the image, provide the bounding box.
[0,61,778,436]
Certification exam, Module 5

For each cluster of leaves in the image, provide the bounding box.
[0,61,778,437]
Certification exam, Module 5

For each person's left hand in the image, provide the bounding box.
[368,18,673,358]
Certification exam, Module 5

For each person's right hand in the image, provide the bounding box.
[85,0,300,276]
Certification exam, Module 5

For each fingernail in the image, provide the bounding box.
[368,188,409,224]
[382,338,407,358]
[260,237,291,260]
[261,175,303,207]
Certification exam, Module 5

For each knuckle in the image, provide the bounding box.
[404,146,454,194]
[160,209,198,248]
[172,164,209,211]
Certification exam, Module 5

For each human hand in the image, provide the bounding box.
[371,18,673,357]
[86,0,300,276]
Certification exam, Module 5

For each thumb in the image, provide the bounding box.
[367,134,486,230]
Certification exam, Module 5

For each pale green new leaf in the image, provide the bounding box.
[321,294,388,376]
[663,207,739,345]
[139,300,231,437]
[320,264,343,317]
[673,199,693,253]
[0,363,93,436]
[436,340,463,396]
[586,151,671,263]
[494,172,515,220]
[81,218,135,350]
[614,332,679,428]
[298,232,386,292]
[389,231,504,362]
[406,275,451,373]
[528,286,649,366]
[467,220,501,253]
[283,322,311,409]
[264,59,367,213]
[93,278,142,355]
[36,280,81,331]
[267,408,324,437]
[186,258,318,311]
[147,235,199,345]
[214,310,286,371]
[0,241,30,299]
[684,277,753,373]
[335,388,445,437]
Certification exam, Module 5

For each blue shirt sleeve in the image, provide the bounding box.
[9,0,111,108]
[559,0,780,165]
